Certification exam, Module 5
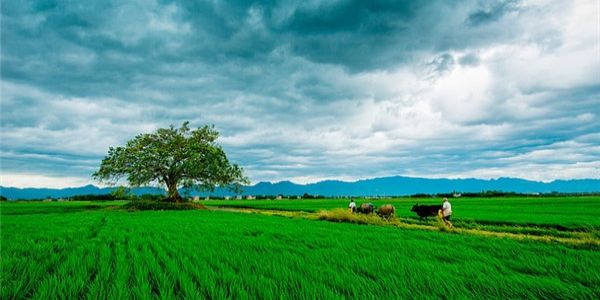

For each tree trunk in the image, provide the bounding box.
[166,179,182,203]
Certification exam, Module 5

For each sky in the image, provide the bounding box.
[1,0,599,189]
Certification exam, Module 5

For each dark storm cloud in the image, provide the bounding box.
[0,0,527,100]
[278,0,423,70]
[3,2,129,97]
[466,0,518,27]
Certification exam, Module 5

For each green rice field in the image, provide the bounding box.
[1,197,599,299]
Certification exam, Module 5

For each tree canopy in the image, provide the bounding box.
[93,122,249,202]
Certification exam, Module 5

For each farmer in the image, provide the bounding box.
[441,198,453,227]
[348,199,357,213]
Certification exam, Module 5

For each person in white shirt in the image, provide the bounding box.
[441,198,453,227]
[348,199,356,213]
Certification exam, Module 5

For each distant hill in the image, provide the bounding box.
[1,176,599,200]
[0,184,164,200]
[213,177,600,197]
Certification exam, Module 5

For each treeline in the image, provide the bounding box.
[4,193,165,202]
[97,190,600,200]
[196,191,600,200]
[70,193,164,201]
[3,190,599,202]
[410,190,600,198]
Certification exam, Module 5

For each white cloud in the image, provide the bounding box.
[1,173,96,189]
[428,64,494,124]
[459,161,600,183]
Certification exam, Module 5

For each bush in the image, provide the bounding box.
[122,200,205,211]
[85,205,103,210]
[316,208,388,225]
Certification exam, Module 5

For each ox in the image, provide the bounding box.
[410,204,442,221]
[376,204,395,220]
[356,203,375,215]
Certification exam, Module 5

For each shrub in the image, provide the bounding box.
[85,205,103,210]
[122,200,205,211]
[316,208,388,225]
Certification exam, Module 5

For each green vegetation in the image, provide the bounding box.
[2,198,599,299]
[121,200,204,211]
[93,121,249,202]
[0,201,124,215]
[204,197,600,247]
[204,196,600,227]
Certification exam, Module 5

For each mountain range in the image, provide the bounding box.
[1,176,599,200]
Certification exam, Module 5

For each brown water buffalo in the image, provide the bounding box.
[376,204,395,220]
[410,204,442,221]
[356,203,374,215]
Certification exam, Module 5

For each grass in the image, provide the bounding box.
[204,196,600,238]
[1,198,600,299]
[202,196,600,225]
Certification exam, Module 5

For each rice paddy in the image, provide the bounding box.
[2,197,599,299]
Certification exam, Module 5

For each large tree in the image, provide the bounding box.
[93,122,249,202]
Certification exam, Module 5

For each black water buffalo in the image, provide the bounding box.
[410,204,442,221]
[376,204,395,220]
[356,203,375,215]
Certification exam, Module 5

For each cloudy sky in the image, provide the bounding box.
[2,0,599,189]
